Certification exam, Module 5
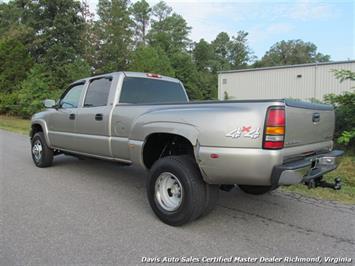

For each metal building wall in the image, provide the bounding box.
[218,61,355,101]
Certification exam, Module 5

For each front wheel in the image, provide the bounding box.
[31,132,53,168]
[147,155,217,226]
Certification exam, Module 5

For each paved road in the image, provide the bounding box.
[1,130,354,265]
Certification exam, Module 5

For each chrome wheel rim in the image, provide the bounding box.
[155,172,183,212]
[32,140,42,162]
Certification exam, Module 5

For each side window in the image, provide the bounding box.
[60,83,85,109]
[84,77,112,107]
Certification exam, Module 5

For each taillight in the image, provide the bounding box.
[263,106,285,149]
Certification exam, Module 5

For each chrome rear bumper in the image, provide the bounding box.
[272,150,344,186]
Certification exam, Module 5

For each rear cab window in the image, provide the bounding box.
[119,77,188,104]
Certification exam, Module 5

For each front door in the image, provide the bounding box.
[47,83,85,150]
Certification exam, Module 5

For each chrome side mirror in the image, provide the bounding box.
[43,99,56,108]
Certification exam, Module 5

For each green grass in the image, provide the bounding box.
[1,115,354,204]
[0,115,30,135]
[282,155,355,204]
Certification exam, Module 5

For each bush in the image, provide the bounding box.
[0,91,18,115]
[0,65,54,117]
[324,92,355,151]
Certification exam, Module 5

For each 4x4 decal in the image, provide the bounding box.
[225,126,260,139]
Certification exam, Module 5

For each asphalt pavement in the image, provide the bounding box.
[1,129,354,265]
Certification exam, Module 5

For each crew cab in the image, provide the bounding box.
[30,72,343,225]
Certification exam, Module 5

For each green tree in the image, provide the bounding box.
[324,70,355,150]
[17,65,58,118]
[80,0,97,69]
[63,58,91,82]
[193,39,214,72]
[130,0,151,45]
[0,1,22,35]
[18,0,87,88]
[0,37,33,93]
[170,52,202,100]
[148,2,191,56]
[210,31,253,71]
[333,69,355,82]
[151,1,172,23]
[129,45,175,76]
[96,0,133,73]
[255,39,330,67]
[228,31,254,69]
[210,32,231,72]
[196,71,217,100]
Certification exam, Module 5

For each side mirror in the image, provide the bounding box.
[43,99,56,108]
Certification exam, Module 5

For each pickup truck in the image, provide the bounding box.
[30,71,343,226]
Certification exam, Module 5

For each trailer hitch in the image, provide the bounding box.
[305,177,342,190]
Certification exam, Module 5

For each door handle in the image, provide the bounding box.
[69,113,75,120]
[95,113,103,121]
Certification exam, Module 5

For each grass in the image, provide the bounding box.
[0,115,30,135]
[1,115,354,204]
[283,155,355,204]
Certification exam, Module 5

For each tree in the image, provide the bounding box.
[255,40,330,67]
[193,39,214,72]
[211,32,230,59]
[333,69,355,82]
[210,32,231,71]
[17,0,87,89]
[80,0,97,69]
[17,65,58,118]
[0,37,33,94]
[0,1,22,35]
[151,1,172,23]
[228,31,254,69]
[170,52,202,100]
[210,31,253,71]
[130,0,151,45]
[129,45,174,76]
[148,2,191,56]
[96,0,133,73]
[324,70,355,150]
[196,71,217,100]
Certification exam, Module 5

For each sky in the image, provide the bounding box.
[85,0,354,61]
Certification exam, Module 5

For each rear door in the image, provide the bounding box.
[284,100,335,148]
[74,77,114,156]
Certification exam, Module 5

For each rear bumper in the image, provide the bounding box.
[197,141,336,185]
[271,150,344,187]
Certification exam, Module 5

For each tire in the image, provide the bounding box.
[238,185,273,195]
[147,155,209,226]
[31,132,53,168]
[199,184,219,218]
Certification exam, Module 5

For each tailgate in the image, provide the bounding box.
[284,100,335,148]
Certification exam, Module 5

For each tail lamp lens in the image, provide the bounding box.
[266,109,285,126]
[263,107,285,150]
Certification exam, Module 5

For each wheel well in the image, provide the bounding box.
[30,124,43,138]
[143,133,195,169]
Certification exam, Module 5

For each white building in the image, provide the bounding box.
[218,60,355,101]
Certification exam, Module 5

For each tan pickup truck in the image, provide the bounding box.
[30,72,343,225]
